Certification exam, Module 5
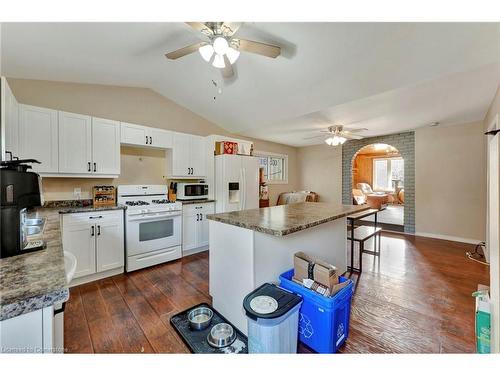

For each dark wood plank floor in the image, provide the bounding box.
[64,233,489,353]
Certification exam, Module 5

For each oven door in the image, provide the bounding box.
[126,211,181,256]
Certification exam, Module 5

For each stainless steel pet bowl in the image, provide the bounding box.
[207,323,236,348]
[187,306,213,331]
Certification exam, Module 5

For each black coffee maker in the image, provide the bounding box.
[0,158,44,258]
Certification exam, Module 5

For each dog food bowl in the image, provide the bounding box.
[187,306,213,331]
[207,323,236,348]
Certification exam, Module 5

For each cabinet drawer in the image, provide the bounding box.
[62,210,123,226]
[182,202,214,216]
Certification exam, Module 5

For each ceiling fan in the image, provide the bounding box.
[165,22,281,78]
[304,125,367,146]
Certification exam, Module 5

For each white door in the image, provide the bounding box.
[218,154,243,212]
[58,111,92,174]
[92,117,120,175]
[96,219,124,272]
[120,122,148,146]
[242,156,260,210]
[63,223,96,278]
[190,135,206,177]
[148,128,172,149]
[3,79,19,159]
[19,105,59,173]
[182,213,199,251]
[487,114,500,353]
[172,132,191,176]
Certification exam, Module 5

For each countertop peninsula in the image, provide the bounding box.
[0,208,68,321]
[207,202,368,236]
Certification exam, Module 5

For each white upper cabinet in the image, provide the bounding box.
[19,105,59,173]
[167,132,207,178]
[92,117,120,175]
[120,122,172,149]
[1,78,20,160]
[58,111,92,174]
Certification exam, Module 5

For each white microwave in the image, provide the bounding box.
[176,183,209,200]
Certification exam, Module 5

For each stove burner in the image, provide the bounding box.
[151,199,173,204]
[125,200,150,206]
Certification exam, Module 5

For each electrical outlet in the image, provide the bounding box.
[73,187,82,199]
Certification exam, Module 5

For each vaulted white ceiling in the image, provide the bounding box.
[2,22,499,146]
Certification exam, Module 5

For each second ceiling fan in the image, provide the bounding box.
[165,22,281,78]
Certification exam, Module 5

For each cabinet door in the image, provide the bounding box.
[197,203,214,248]
[172,132,191,176]
[190,135,206,177]
[19,105,59,173]
[62,222,96,278]
[0,308,43,353]
[3,79,19,159]
[92,117,120,175]
[148,128,172,149]
[182,212,198,251]
[120,122,148,146]
[96,217,124,272]
[58,111,92,173]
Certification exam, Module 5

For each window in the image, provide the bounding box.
[373,158,404,191]
[256,152,288,184]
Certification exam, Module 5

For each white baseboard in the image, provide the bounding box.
[414,232,483,245]
[182,245,209,257]
[69,267,124,287]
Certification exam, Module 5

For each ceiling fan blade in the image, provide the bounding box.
[185,22,214,35]
[303,135,325,140]
[221,22,242,36]
[343,127,368,133]
[235,38,281,58]
[221,55,234,78]
[342,133,364,140]
[165,42,205,60]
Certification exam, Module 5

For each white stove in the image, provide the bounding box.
[118,185,182,272]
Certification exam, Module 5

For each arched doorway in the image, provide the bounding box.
[351,144,404,231]
[341,132,415,233]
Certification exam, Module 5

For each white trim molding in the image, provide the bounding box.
[414,231,484,245]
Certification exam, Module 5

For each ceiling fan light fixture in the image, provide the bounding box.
[198,44,215,62]
[213,37,229,55]
[226,47,240,64]
[212,53,226,69]
[325,135,347,146]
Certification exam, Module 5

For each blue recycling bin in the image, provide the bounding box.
[279,269,353,353]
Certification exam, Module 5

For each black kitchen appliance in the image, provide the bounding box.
[0,158,45,258]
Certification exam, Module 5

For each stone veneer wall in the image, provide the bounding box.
[342,132,415,233]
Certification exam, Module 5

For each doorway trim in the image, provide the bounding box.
[342,131,415,233]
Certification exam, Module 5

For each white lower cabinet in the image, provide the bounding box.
[62,210,124,284]
[0,306,54,353]
[182,202,214,254]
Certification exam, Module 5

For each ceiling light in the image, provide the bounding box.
[226,47,240,64]
[325,136,347,146]
[213,37,229,55]
[212,54,225,69]
[199,44,214,62]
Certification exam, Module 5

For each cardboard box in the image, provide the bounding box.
[313,259,338,290]
[473,284,491,353]
[293,251,315,283]
[215,141,238,155]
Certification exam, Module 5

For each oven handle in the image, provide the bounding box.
[127,212,181,221]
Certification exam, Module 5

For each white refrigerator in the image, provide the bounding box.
[215,154,259,213]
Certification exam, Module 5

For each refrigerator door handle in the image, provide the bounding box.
[239,168,244,210]
[242,167,246,210]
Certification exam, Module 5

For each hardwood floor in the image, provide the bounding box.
[64,233,489,353]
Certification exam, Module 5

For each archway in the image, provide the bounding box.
[341,132,415,233]
[351,143,405,231]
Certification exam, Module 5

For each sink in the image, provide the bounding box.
[64,251,77,284]
[24,218,45,226]
[25,226,41,235]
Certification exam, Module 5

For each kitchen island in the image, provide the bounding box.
[207,202,367,334]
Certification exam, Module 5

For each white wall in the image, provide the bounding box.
[415,121,487,243]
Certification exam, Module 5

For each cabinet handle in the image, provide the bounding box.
[145,135,149,144]
[93,162,97,172]
[91,225,95,236]
[89,215,103,219]
[149,136,152,145]
[196,213,199,221]
[97,225,101,236]
[88,162,91,172]
[200,213,203,221]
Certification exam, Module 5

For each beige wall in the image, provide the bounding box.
[8,78,298,204]
[415,121,487,242]
[297,144,342,204]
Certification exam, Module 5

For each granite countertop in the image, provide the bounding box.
[43,199,127,214]
[206,202,369,236]
[179,199,216,205]
[0,208,69,321]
